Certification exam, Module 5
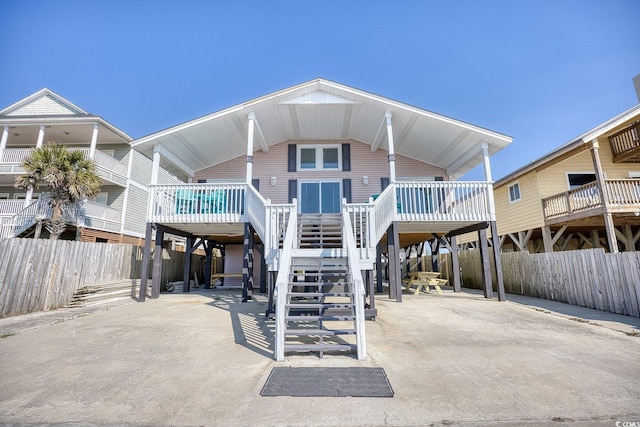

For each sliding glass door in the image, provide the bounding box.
[299,181,341,213]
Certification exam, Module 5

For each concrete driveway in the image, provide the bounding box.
[1,288,639,426]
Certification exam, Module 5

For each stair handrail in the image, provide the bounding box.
[341,199,367,361]
[274,198,298,361]
[0,195,49,240]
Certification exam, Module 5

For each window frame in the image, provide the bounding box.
[296,144,342,171]
[508,181,521,203]
[566,172,598,190]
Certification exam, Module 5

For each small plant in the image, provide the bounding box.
[0,333,16,339]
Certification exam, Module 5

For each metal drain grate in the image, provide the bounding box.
[260,367,394,397]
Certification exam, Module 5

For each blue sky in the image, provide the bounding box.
[1,0,639,180]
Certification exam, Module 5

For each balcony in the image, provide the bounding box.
[0,196,123,239]
[0,148,128,186]
[609,121,640,163]
[148,180,495,250]
[542,179,640,224]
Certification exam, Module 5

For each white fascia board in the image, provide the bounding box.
[581,104,640,143]
[314,80,514,145]
[154,145,195,178]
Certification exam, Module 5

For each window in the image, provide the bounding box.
[297,145,341,171]
[567,173,596,190]
[508,182,521,202]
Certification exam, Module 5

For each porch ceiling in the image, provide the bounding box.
[132,78,512,179]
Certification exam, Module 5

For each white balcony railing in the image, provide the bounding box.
[0,148,128,185]
[0,200,26,218]
[0,194,123,240]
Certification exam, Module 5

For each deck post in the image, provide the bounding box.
[477,227,493,299]
[450,235,461,293]
[183,236,194,293]
[151,228,165,299]
[591,139,618,253]
[490,221,506,301]
[138,222,154,301]
[203,240,214,289]
[259,243,267,293]
[541,226,554,253]
[375,241,384,293]
[242,222,254,302]
[387,222,402,302]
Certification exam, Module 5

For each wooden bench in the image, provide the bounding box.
[405,272,447,295]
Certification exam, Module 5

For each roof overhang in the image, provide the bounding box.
[495,103,640,188]
[132,78,513,179]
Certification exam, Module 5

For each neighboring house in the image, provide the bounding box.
[131,78,513,360]
[469,94,640,254]
[0,88,178,243]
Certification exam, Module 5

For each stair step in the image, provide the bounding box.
[286,303,354,310]
[284,344,357,352]
[285,315,356,321]
[289,292,352,298]
[285,328,356,336]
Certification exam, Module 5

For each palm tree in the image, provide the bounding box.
[15,144,101,240]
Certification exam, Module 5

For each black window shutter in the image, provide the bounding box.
[342,143,351,171]
[288,179,297,202]
[343,179,352,203]
[288,144,296,172]
[252,178,260,191]
[381,177,390,191]
[435,176,444,181]
[197,179,206,183]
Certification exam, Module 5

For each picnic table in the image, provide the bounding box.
[405,271,447,295]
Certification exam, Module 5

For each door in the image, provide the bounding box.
[299,181,341,213]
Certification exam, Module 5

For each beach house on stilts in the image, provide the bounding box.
[132,79,513,360]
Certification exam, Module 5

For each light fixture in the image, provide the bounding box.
[270,176,277,186]
[363,176,369,185]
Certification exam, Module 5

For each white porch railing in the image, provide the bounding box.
[275,201,298,361]
[148,183,247,224]
[341,205,367,360]
[346,180,494,251]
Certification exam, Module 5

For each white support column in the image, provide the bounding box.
[0,126,8,161]
[385,111,397,182]
[151,149,161,185]
[246,112,256,184]
[481,142,496,219]
[36,125,45,148]
[89,123,99,160]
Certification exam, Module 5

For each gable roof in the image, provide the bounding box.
[0,88,132,142]
[132,78,513,179]
[495,103,640,188]
[0,88,90,118]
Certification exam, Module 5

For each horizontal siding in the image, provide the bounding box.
[194,140,447,204]
[99,186,125,211]
[223,245,244,287]
[96,144,130,162]
[494,172,543,236]
[130,151,154,184]
[124,186,149,234]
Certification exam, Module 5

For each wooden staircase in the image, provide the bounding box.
[280,214,362,358]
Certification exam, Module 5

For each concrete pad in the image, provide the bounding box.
[1,288,639,426]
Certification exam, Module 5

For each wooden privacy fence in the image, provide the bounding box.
[449,249,640,318]
[0,238,194,318]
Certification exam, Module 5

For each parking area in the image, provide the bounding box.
[1,288,639,426]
